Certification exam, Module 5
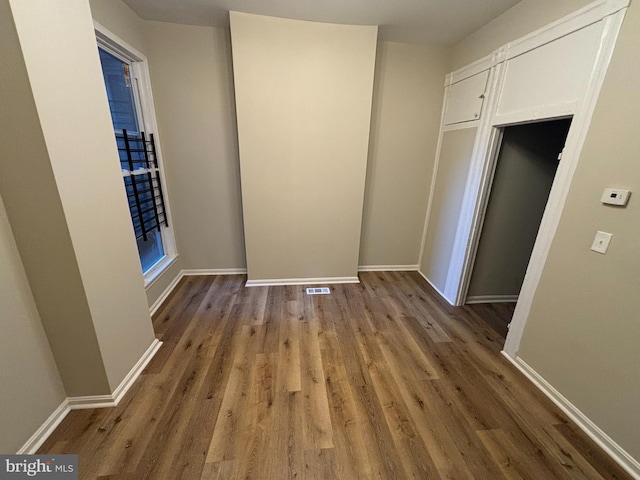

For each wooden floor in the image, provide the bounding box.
[464,302,516,338]
[39,272,629,479]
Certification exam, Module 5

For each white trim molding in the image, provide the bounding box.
[504,7,627,356]
[94,21,179,287]
[67,338,163,410]
[17,400,71,454]
[417,270,454,304]
[492,103,577,128]
[442,121,480,132]
[503,353,640,479]
[149,268,248,315]
[144,255,179,290]
[358,264,418,272]
[444,62,505,305]
[425,0,629,331]
[67,395,116,410]
[465,295,518,304]
[182,268,247,276]
[17,338,162,454]
[448,51,496,85]
[94,21,145,62]
[245,276,360,287]
[111,339,162,405]
[504,0,629,61]
[149,271,184,316]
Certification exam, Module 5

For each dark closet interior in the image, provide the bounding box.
[466,118,572,334]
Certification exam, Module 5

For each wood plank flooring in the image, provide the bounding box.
[464,302,516,338]
[38,272,630,479]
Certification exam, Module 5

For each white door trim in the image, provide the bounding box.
[444,1,628,313]
[417,0,628,361]
[503,8,627,355]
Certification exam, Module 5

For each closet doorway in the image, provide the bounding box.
[464,118,572,336]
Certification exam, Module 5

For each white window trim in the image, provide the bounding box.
[94,21,179,288]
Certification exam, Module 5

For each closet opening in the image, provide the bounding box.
[463,118,572,338]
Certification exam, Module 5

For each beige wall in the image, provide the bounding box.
[8,0,156,392]
[420,127,477,293]
[89,0,147,52]
[359,41,448,268]
[450,0,593,70]
[89,0,189,307]
[92,1,451,282]
[467,120,570,299]
[518,0,640,461]
[0,194,66,453]
[231,12,377,281]
[0,0,110,396]
[145,22,246,272]
[90,0,247,300]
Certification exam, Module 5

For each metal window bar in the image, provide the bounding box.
[116,129,168,241]
[149,133,168,230]
[142,131,162,233]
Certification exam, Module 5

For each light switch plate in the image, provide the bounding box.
[591,231,612,254]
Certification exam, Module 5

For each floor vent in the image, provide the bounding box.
[306,287,331,295]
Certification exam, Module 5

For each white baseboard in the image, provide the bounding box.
[111,339,162,405]
[502,352,640,479]
[150,268,248,315]
[68,338,163,410]
[466,294,519,304]
[416,270,455,305]
[358,264,419,272]
[67,394,116,410]
[18,339,163,453]
[17,400,71,454]
[245,276,360,287]
[182,268,247,276]
[149,271,184,316]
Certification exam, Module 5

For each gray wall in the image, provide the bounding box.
[359,41,448,268]
[145,22,246,273]
[453,0,640,463]
[517,0,640,461]
[0,194,66,453]
[467,120,570,300]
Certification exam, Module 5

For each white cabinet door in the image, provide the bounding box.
[496,21,604,120]
[444,70,489,125]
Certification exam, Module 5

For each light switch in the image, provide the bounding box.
[590,231,612,254]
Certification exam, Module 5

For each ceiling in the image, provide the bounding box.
[122,0,522,47]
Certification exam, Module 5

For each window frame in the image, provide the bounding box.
[95,21,178,288]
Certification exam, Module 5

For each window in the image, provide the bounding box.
[95,26,176,284]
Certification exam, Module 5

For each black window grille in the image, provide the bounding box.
[116,129,168,241]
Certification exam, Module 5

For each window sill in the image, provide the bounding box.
[144,254,179,290]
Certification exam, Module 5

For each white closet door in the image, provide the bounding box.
[444,70,489,125]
